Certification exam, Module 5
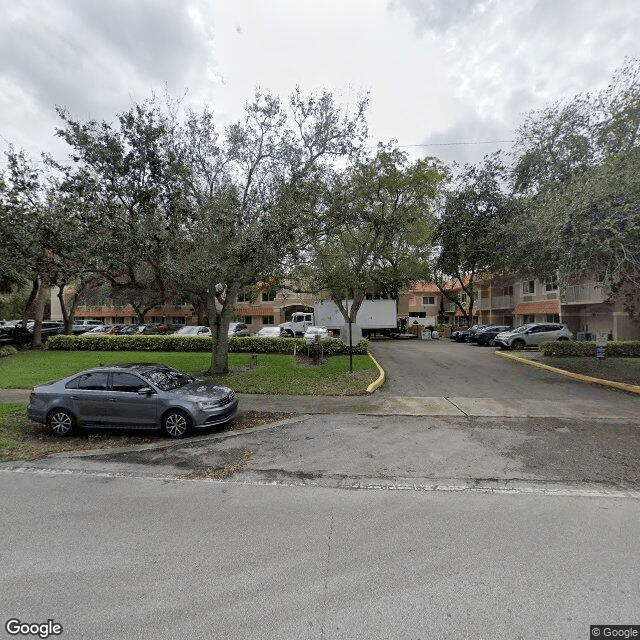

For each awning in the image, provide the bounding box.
[513,300,560,315]
[234,306,275,317]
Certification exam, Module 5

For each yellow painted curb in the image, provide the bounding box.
[494,350,640,395]
[366,352,386,393]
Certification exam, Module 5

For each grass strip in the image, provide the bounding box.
[0,351,378,395]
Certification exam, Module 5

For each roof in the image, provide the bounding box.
[513,300,560,315]
[234,306,275,317]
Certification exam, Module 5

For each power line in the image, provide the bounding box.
[398,140,514,148]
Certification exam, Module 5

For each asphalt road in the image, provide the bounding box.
[370,338,636,404]
[2,473,638,640]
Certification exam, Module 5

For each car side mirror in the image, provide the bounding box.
[137,387,156,395]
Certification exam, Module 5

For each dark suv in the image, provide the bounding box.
[475,325,512,346]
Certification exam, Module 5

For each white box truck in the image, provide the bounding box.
[280,299,397,337]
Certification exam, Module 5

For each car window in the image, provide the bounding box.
[73,372,110,391]
[112,373,148,393]
[139,368,194,391]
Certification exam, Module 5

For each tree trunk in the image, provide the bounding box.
[21,279,39,326]
[208,281,239,375]
[31,278,46,348]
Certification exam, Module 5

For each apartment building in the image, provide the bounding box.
[54,274,638,340]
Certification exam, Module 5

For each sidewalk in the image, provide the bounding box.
[4,387,637,420]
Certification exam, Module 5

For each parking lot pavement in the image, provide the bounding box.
[369,338,640,406]
[4,412,640,494]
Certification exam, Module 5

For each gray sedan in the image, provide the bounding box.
[27,363,238,439]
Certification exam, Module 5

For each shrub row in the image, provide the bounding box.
[46,334,369,355]
[539,340,640,357]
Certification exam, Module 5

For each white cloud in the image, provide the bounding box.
[1,0,639,168]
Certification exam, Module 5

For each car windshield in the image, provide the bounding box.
[139,368,194,391]
[176,326,201,335]
[511,325,529,333]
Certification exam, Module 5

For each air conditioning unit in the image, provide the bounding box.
[577,332,596,341]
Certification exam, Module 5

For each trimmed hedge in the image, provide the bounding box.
[540,340,640,357]
[46,334,369,355]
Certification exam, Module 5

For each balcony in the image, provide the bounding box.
[563,284,607,305]
[491,295,514,309]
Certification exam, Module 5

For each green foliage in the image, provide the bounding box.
[508,59,640,317]
[46,334,369,355]
[0,345,18,357]
[303,144,449,321]
[540,340,640,357]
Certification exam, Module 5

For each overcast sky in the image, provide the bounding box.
[1,0,639,170]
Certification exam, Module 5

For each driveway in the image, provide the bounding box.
[370,337,638,404]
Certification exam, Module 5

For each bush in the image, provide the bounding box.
[540,340,640,357]
[0,345,18,357]
[46,334,370,355]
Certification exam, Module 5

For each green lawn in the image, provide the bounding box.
[0,350,379,395]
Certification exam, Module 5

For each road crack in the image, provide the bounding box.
[444,396,469,416]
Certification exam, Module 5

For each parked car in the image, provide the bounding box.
[174,325,212,336]
[466,324,490,343]
[303,326,330,343]
[255,326,291,338]
[494,323,573,350]
[451,328,470,342]
[72,319,104,335]
[81,324,111,335]
[119,325,141,335]
[0,321,32,345]
[27,363,239,439]
[136,323,161,335]
[228,322,250,337]
[475,325,512,346]
[27,321,65,339]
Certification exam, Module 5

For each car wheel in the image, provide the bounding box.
[284,329,294,338]
[162,409,193,439]
[511,340,525,351]
[47,408,75,437]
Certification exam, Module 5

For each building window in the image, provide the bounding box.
[151,316,163,324]
[545,314,560,322]
[237,290,255,303]
[460,293,468,304]
[261,289,276,302]
[521,315,532,324]
[409,311,427,318]
[503,286,513,296]
[173,317,186,325]
[422,296,435,306]
[522,280,535,295]
[544,276,558,292]
[262,316,274,325]
[236,316,252,324]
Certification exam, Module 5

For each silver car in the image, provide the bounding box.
[494,323,573,350]
[27,363,238,439]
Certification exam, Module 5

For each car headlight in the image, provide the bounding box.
[197,400,221,410]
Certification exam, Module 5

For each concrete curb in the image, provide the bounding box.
[494,350,640,395]
[366,352,386,393]
[45,415,309,459]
